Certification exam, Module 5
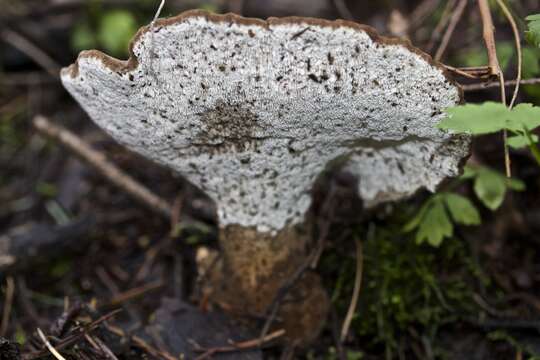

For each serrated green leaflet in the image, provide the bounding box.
[415,200,453,247]
[508,134,539,149]
[526,14,540,47]
[438,102,510,134]
[473,169,507,210]
[508,104,540,132]
[444,193,481,226]
[403,200,431,233]
[438,102,540,135]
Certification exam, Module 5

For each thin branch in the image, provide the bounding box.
[0,71,58,86]
[444,64,491,79]
[426,0,457,52]
[33,116,173,218]
[435,0,468,61]
[36,328,67,360]
[151,0,165,24]
[462,77,540,91]
[340,237,363,343]
[496,0,522,108]
[477,0,511,177]
[23,310,122,360]
[1,29,60,78]
[105,324,176,360]
[193,329,285,360]
[409,0,441,30]
[477,0,503,78]
[104,280,164,307]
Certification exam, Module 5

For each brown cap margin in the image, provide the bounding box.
[61,9,463,101]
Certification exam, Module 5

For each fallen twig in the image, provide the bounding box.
[33,115,173,218]
[444,64,491,79]
[1,29,60,78]
[105,323,177,360]
[434,0,468,61]
[462,78,540,91]
[340,236,364,343]
[193,329,285,360]
[23,309,122,360]
[105,280,164,307]
[0,218,95,274]
[36,328,66,360]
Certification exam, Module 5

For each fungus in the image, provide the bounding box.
[61,10,470,342]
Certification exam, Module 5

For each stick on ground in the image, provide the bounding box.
[340,236,364,343]
[37,328,66,360]
[33,116,173,218]
[1,29,60,78]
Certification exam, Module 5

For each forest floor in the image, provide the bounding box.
[1,0,540,359]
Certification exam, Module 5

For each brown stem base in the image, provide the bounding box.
[200,223,329,344]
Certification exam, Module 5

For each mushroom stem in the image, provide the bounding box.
[208,222,329,343]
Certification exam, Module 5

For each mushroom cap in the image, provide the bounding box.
[61,10,470,233]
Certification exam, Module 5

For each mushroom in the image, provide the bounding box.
[61,10,470,343]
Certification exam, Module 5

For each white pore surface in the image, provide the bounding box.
[61,13,469,233]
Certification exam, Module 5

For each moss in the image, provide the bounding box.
[321,211,486,358]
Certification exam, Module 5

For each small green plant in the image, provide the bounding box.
[404,192,479,247]
[71,9,139,56]
[526,14,540,48]
[404,166,524,247]
[461,166,525,209]
[323,225,482,359]
[438,102,540,164]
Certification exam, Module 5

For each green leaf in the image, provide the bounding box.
[98,10,138,56]
[507,134,539,149]
[438,102,511,135]
[506,177,526,191]
[473,169,507,210]
[443,193,481,226]
[460,165,478,180]
[415,200,453,247]
[506,103,540,132]
[524,127,540,166]
[522,47,540,79]
[403,200,432,232]
[526,14,540,47]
